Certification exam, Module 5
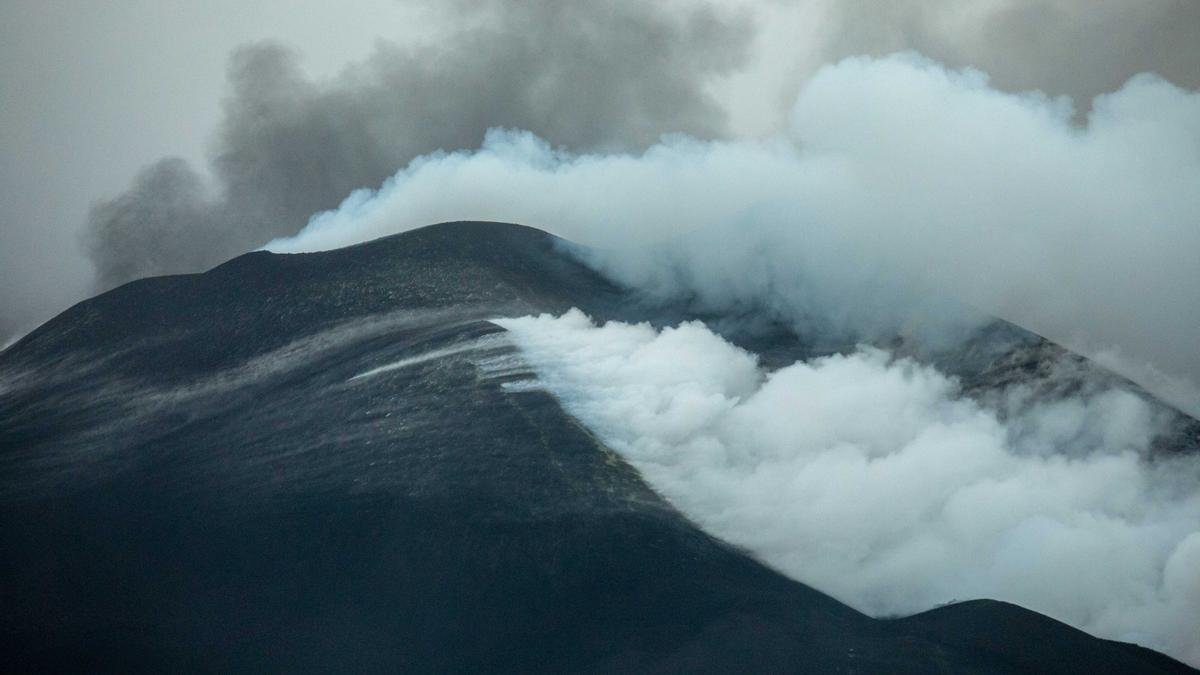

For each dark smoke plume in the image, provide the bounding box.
[84,1,751,288]
[822,0,1200,108]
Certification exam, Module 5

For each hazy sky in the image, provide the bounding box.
[0,0,430,339]
[2,0,1198,347]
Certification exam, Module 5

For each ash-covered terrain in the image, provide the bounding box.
[1,221,1195,673]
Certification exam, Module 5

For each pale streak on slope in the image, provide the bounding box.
[349,334,507,381]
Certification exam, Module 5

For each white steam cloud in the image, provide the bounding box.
[496,309,1200,665]
[268,53,1200,417]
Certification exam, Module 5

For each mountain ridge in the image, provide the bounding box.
[1,221,1193,672]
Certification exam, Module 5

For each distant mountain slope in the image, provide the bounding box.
[0,222,1193,673]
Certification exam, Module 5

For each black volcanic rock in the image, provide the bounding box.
[0,222,1193,673]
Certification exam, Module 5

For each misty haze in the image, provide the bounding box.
[2,1,1198,673]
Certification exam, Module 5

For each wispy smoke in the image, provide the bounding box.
[83,0,751,288]
[498,308,1200,665]
[81,0,1200,295]
[7,1,1200,346]
[268,54,1200,416]
[820,0,1200,109]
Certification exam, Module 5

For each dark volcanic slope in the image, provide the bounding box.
[0,222,1192,673]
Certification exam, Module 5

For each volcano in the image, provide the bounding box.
[1,221,1194,673]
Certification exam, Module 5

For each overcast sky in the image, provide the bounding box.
[1,0,432,338]
[2,0,1198,347]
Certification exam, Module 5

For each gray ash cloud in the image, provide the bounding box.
[83,1,751,289]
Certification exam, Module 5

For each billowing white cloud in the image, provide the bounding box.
[270,54,1200,416]
[496,308,1200,665]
